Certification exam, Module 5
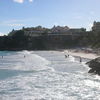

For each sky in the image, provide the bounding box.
[0,0,100,35]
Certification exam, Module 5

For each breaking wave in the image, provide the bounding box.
[0,51,100,100]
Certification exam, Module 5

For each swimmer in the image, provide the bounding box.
[80,57,82,62]
[65,55,67,58]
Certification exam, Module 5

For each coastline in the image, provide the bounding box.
[63,49,100,60]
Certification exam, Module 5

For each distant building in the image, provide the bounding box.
[51,26,69,33]
[92,21,100,32]
[68,28,86,33]
[8,25,86,37]
[23,26,48,37]
[24,30,44,37]
[67,28,86,36]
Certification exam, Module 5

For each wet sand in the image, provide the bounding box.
[64,49,100,59]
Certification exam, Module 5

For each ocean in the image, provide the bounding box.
[0,50,100,100]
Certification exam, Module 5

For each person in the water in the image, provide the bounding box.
[65,55,67,58]
[65,54,69,58]
[80,57,82,62]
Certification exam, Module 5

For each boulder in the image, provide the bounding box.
[86,57,100,75]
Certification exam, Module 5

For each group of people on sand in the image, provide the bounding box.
[65,54,82,62]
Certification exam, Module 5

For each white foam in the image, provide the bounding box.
[0,51,51,71]
[14,51,51,71]
[0,51,100,100]
[68,55,75,62]
[84,79,100,89]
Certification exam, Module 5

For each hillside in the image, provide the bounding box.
[0,22,100,51]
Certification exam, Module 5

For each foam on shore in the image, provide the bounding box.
[64,49,99,60]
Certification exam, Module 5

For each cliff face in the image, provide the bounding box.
[0,33,85,50]
[2,21,100,50]
[0,25,96,50]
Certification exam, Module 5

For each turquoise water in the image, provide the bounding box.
[0,51,100,100]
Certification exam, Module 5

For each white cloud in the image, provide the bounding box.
[7,23,24,27]
[0,23,24,27]
[29,0,33,2]
[87,23,93,31]
[13,0,24,3]
[13,0,33,3]
[88,23,93,28]
[3,19,33,23]
[0,32,6,36]
[0,18,34,27]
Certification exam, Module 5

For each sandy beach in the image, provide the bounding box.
[64,49,100,59]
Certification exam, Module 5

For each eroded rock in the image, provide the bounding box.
[86,57,100,75]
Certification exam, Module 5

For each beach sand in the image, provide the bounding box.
[64,49,100,59]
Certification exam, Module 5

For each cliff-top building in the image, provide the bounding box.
[51,25,69,33]
[8,25,87,37]
[92,21,100,32]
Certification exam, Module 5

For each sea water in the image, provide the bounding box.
[0,51,100,100]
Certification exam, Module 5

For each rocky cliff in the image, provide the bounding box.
[86,57,100,75]
[0,34,84,50]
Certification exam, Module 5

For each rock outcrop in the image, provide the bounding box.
[86,57,100,75]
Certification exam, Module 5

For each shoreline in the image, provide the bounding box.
[0,49,99,60]
[63,49,100,60]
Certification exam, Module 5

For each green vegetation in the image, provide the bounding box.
[83,31,100,48]
[0,22,100,50]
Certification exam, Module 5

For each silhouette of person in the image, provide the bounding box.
[65,54,69,58]
[65,55,67,58]
[80,57,82,62]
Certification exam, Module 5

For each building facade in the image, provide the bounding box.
[92,21,100,31]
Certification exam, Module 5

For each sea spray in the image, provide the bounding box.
[0,51,100,100]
